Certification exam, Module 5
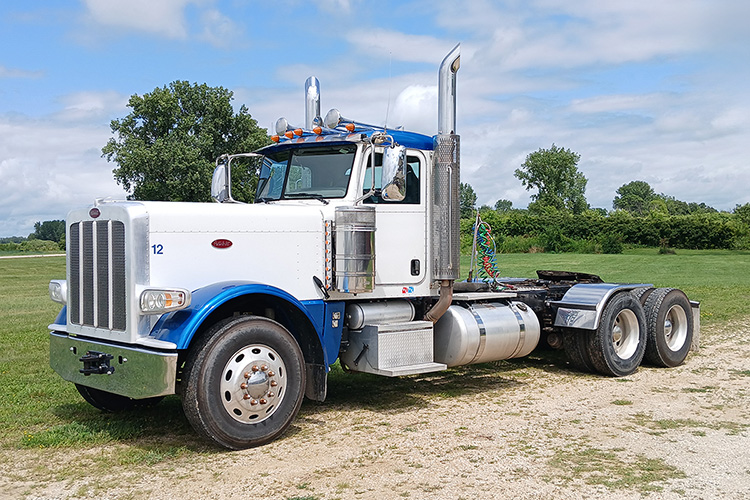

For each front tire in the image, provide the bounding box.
[643,288,693,367]
[587,293,647,377]
[182,316,305,450]
[76,384,163,412]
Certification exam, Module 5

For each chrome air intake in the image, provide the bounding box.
[432,44,461,281]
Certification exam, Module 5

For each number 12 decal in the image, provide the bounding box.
[152,244,164,255]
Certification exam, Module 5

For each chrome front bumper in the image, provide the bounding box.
[50,332,178,399]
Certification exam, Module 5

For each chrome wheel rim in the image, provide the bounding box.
[664,304,688,351]
[611,309,639,359]
[220,344,286,424]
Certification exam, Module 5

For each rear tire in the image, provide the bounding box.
[643,288,693,367]
[587,293,647,377]
[182,316,305,450]
[562,329,595,373]
[76,384,163,412]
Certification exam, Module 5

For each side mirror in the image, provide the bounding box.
[211,163,229,203]
[211,153,263,203]
[380,145,407,202]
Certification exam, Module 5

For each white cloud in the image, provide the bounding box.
[55,90,129,122]
[81,0,243,46]
[346,29,459,64]
[82,0,199,39]
[317,0,357,14]
[0,65,43,79]
[198,8,244,48]
[0,107,127,237]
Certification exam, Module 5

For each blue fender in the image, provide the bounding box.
[150,281,343,366]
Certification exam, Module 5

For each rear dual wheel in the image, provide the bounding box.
[587,292,647,377]
[643,288,693,367]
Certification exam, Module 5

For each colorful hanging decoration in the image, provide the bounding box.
[470,212,500,283]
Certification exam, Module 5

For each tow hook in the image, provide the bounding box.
[79,351,115,376]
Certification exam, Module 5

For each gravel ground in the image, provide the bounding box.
[6,319,750,500]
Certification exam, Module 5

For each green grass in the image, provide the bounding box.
[461,248,750,323]
[1,250,748,455]
[548,443,686,492]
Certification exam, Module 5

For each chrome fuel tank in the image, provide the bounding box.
[433,302,540,367]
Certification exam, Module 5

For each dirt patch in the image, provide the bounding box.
[6,320,750,500]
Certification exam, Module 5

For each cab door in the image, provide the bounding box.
[361,149,427,286]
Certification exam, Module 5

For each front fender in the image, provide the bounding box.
[150,281,326,352]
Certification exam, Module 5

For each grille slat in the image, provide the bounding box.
[69,220,127,331]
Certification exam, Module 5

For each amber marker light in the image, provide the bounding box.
[271,135,280,142]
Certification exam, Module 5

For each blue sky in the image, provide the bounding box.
[1,0,748,237]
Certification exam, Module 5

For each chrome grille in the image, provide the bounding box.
[69,220,127,331]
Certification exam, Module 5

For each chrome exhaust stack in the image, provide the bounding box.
[426,44,460,322]
[431,44,461,282]
[305,76,321,129]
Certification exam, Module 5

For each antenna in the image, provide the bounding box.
[384,52,393,131]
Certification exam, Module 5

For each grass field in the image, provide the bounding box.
[1,250,748,454]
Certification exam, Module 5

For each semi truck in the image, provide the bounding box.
[48,45,698,450]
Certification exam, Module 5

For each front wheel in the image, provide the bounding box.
[587,293,647,377]
[76,384,163,412]
[182,316,306,450]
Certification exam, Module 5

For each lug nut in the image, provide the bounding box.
[240,383,248,390]
[259,398,267,405]
[267,392,275,398]
[252,365,260,372]
[260,365,268,372]
[270,381,278,387]
[251,399,259,406]
[267,371,275,377]
[243,394,251,400]
[243,372,251,379]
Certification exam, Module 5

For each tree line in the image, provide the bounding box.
[0,220,65,253]
[459,145,750,253]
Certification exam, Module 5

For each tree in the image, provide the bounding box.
[514,144,587,214]
[613,180,656,215]
[31,220,65,242]
[459,182,477,219]
[494,199,513,212]
[103,81,270,202]
[734,203,750,227]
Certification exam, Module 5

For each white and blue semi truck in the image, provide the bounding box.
[48,45,699,449]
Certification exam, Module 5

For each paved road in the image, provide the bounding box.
[0,253,65,259]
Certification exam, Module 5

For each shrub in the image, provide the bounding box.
[601,234,624,254]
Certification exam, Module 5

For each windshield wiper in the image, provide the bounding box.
[284,193,329,205]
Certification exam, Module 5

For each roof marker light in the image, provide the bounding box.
[271,135,280,143]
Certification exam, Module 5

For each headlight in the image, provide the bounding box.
[49,280,67,305]
[140,289,191,314]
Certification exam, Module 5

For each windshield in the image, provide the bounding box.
[255,145,356,202]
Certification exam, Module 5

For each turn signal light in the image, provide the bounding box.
[140,289,191,314]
